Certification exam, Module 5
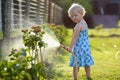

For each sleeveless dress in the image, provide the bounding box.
[69,19,94,67]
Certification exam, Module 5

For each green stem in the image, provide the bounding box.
[40,48,43,63]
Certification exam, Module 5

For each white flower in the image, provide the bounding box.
[4,68,7,71]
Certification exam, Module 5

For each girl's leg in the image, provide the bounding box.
[84,66,90,78]
[73,67,79,80]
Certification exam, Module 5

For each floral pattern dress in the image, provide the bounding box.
[69,19,94,67]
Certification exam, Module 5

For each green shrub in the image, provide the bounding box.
[0,48,46,80]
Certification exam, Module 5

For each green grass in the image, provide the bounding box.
[1,28,120,80]
[88,28,120,37]
[90,37,120,80]
[49,28,120,80]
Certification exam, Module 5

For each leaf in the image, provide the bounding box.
[0,60,7,67]
[1,70,9,76]
[7,60,18,68]
[24,72,32,80]
[27,56,33,61]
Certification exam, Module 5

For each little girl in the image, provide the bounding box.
[67,3,94,80]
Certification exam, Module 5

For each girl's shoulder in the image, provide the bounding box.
[80,19,88,30]
[74,19,88,31]
[74,23,82,31]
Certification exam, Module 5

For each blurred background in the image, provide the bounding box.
[0,0,120,34]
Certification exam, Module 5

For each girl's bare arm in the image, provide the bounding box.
[69,24,83,51]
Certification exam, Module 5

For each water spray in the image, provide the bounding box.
[60,44,79,80]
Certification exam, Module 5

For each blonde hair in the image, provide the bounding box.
[68,3,86,17]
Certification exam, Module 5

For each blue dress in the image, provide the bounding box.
[69,19,94,67]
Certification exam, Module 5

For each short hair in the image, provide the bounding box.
[68,3,86,17]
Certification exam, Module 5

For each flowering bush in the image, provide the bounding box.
[0,25,52,80]
[0,24,68,80]
[22,25,46,63]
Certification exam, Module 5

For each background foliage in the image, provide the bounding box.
[53,0,93,15]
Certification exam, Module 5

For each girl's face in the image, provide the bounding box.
[70,10,83,23]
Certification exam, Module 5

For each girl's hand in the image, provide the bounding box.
[68,47,73,53]
[60,44,73,53]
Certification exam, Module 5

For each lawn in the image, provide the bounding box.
[49,28,120,80]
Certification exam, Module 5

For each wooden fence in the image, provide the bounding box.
[0,0,63,59]
[1,0,63,30]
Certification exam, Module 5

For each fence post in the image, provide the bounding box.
[52,3,55,23]
[36,0,40,24]
[24,0,30,27]
[1,0,11,60]
[2,0,11,39]
[48,0,52,23]
[43,0,47,23]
